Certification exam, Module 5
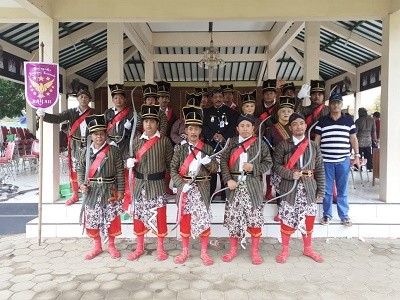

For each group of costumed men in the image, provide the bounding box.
[35,78,329,265]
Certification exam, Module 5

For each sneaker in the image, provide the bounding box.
[320,216,330,225]
[341,218,353,227]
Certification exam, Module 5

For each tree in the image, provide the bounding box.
[0,78,26,119]
[373,95,381,112]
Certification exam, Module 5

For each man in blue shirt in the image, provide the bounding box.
[314,93,360,227]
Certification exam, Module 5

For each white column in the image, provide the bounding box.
[39,17,60,203]
[380,12,400,203]
[144,60,154,84]
[25,106,36,135]
[267,58,277,79]
[304,22,320,105]
[107,23,124,107]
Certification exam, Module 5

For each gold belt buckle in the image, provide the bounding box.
[304,171,313,177]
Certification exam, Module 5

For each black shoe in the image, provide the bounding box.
[320,216,330,225]
[341,218,353,227]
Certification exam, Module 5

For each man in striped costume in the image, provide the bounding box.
[266,96,296,221]
[220,114,272,265]
[273,113,325,263]
[36,89,94,205]
[135,84,168,137]
[104,84,134,211]
[127,104,174,261]
[314,93,360,227]
[170,105,218,265]
[77,114,125,260]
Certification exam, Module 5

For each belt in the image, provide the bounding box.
[183,175,211,182]
[135,171,164,181]
[301,170,314,177]
[88,176,115,184]
[231,171,253,176]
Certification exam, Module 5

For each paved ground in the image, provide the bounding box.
[1,234,400,300]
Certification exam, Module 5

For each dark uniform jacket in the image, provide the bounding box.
[265,122,291,149]
[255,101,278,128]
[170,143,217,209]
[220,136,273,209]
[104,107,134,160]
[202,105,239,149]
[162,108,178,140]
[44,107,94,159]
[77,143,125,209]
[272,138,325,206]
[299,104,330,124]
[132,134,174,200]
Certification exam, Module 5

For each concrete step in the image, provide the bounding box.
[26,202,400,238]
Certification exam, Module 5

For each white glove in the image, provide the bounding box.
[297,84,311,99]
[182,183,191,193]
[36,108,46,117]
[180,140,187,145]
[126,158,136,168]
[124,120,132,130]
[200,155,211,165]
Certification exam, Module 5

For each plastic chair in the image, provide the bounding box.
[22,140,39,172]
[0,141,16,180]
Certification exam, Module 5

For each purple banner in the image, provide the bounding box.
[24,62,59,109]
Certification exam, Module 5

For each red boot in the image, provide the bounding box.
[200,236,213,266]
[108,236,120,259]
[84,236,103,260]
[251,236,263,265]
[174,236,190,264]
[222,237,238,262]
[65,181,79,206]
[302,234,324,263]
[276,232,291,263]
[157,236,168,261]
[127,235,145,261]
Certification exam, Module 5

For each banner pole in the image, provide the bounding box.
[38,41,44,246]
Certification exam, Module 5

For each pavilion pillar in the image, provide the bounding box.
[303,22,320,105]
[39,17,60,203]
[107,23,124,108]
[380,12,400,203]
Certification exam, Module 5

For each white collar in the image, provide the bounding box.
[140,130,161,140]
[239,135,252,143]
[292,135,305,145]
[90,141,107,154]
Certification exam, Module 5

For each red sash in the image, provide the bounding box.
[306,104,324,127]
[166,109,173,122]
[228,137,257,169]
[285,139,309,169]
[87,145,111,180]
[259,104,275,121]
[135,136,160,162]
[106,107,129,132]
[179,140,205,177]
[66,108,92,174]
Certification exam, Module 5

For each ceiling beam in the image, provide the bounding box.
[269,22,293,49]
[153,53,268,62]
[123,23,152,61]
[0,8,38,22]
[320,21,382,55]
[14,0,52,18]
[257,60,268,86]
[66,39,133,76]
[94,46,138,88]
[51,0,391,22]
[0,38,31,60]
[284,46,304,67]
[153,31,269,47]
[59,23,106,50]
[291,39,356,74]
[269,22,305,61]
